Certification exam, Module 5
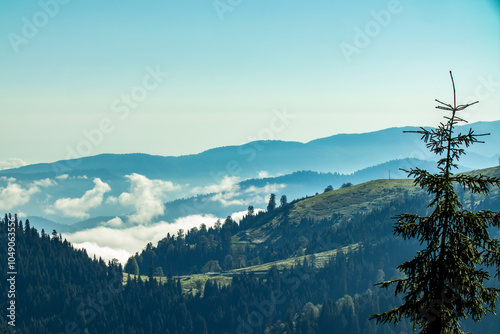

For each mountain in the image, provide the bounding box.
[2,121,498,181]
[132,166,500,275]
[24,158,451,232]
[128,166,500,332]
[157,158,444,223]
[3,166,499,333]
[1,121,498,227]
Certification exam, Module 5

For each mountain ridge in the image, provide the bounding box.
[2,120,499,179]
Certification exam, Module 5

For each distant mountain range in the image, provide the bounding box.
[2,120,498,231]
[3,121,499,180]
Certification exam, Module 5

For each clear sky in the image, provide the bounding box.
[1,0,499,165]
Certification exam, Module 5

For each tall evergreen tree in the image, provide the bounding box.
[247,205,255,216]
[280,195,288,207]
[124,256,140,275]
[371,72,500,333]
[267,193,277,212]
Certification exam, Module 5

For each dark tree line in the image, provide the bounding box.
[130,192,431,276]
[1,190,498,333]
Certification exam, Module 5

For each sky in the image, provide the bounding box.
[1,0,499,166]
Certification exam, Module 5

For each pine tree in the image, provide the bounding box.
[371,72,500,333]
[280,195,288,207]
[124,257,139,275]
[247,205,255,216]
[267,194,276,212]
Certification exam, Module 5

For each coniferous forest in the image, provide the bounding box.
[1,181,499,333]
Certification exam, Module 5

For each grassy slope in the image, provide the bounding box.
[231,243,360,273]
[129,166,500,294]
[250,166,500,240]
[466,166,500,177]
[245,178,422,242]
[290,179,418,220]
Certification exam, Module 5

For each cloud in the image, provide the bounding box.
[52,178,111,219]
[230,208,264,222]
[17,211,28,218]
[103,217,124,228]
[245,183,286,195]
[64,214,219,264]
[0,158,28,171]
[209,192,244,207]
[33,178,57,187]
[258,171,270,178]
[192,178,286,208]
[0,180,40,210]
[71,242,132,266]
[192,176,241,195]
[55,174,88,181]
[192,176,245,207]
[111,173,180,224]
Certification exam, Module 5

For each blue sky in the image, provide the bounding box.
[1,0,499,165]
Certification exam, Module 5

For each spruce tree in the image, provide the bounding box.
[124,256,139,275]
[267,193,276,212]
[371,72,500,333]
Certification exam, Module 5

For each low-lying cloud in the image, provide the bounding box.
[0,181,40,210]
[0,158,28,171]
[64,214,219,265]
[52,178,111,219]
[108,173,181,224]
[33,178,57,187]
[245,183,286,195]
[0,177,56,210]
[192,176,241,195]
[209,192,244,207]
[55,174,89,180]
[192,177,287,207]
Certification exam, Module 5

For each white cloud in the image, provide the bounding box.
[192,176,241,195]
[64,214,219,264]
[71,242,132,266]
[52,178,111,219]
[0,176,16,182]
[106,196,118,204]
[245,183,286,195]
[0,180,40,210]
[103,217,124,228]
[0,158,28,171]
[229,209,258,222]
[33,178,57,187]
[114,173,180,224]
[193,176,245,206]
[44,208,56,215]
[258,171,270,178]
[209,192,244,207]
[55,174,88,181]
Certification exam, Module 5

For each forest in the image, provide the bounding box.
[1,179,499,333]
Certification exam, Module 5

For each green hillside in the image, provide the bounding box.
[288,165,500,224]
[290,179,417,220]
[243,178,424,245]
